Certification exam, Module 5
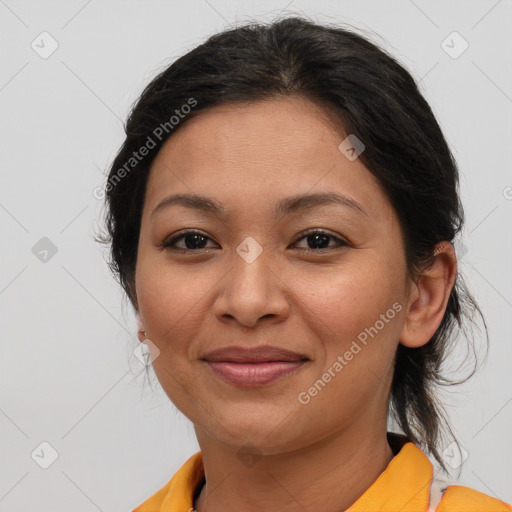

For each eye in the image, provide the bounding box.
[160,228,349,253]
[291,229,349,252]
[160,230,218,252]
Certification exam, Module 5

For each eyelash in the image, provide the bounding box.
[159,229,349,253]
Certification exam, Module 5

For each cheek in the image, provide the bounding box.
[135,258,211,414]
[135,255,205,350]
[135,254,236,410]
[299,261,403,335]
[295,270,403,407]
[294,259,405,387]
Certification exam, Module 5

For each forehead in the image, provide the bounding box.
[155,96,344,163]
[143,96,386,221]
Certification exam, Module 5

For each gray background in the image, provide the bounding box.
[0,0,511,510]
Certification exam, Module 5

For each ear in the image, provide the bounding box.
[400,241,457,348]
[135,308,146,343]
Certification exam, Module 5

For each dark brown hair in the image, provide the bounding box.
[95,15,488,475]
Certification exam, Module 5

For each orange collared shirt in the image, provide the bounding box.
[132,435,512,512]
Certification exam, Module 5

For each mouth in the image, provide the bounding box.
[204,360,308,386]
[201,345,310,387]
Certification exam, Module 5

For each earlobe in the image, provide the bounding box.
[399,241,457,349]
[135,310,146,343]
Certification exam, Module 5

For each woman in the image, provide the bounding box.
[96,15,511,512]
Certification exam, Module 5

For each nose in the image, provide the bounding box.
[212,248,291,328]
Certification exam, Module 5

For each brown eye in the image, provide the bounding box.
[160,228,349,253]
[292,230,349,251]
[161,230,217,252]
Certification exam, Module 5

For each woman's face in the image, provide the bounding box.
[135,96,412,453]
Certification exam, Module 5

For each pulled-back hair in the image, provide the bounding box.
[95,15,487,474]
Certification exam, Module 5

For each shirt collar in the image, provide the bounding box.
[348,432,434,512]
[133,433,434,512]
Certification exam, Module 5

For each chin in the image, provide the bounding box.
[197,412,310,455]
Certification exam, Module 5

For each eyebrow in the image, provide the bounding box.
[150,192,369,221]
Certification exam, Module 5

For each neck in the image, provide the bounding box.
[194,426,396,512]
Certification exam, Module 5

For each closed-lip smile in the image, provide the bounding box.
[201,345,310,386]
[202,344,309,363]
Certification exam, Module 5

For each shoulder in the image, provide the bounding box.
[436,484,512,512]
[132,451,204,511]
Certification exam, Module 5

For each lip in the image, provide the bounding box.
[202,345,308,363]
[205,361,308,386]
[201,345,309,387]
